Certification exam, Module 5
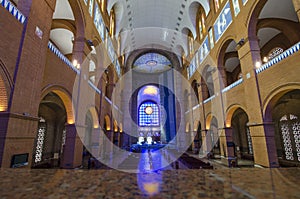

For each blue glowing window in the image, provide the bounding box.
[139,102,159,126]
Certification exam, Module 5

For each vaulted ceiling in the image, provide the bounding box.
[107,0,210,56]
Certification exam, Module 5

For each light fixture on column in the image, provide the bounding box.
[72,59,81,70]
[255,61,261,68]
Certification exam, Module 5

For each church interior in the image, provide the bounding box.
[0,0,300,198]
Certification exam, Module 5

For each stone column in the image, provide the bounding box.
[220,127,237,167]
[237,37,278,167]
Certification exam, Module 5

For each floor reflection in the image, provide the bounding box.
[0,168,299,198]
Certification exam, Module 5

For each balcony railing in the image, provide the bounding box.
[48,42,80,74]
[88,80,101,94]
[256,42,300,74]
[48,42,123,115]
[203,95,215,104]
[1,0,26,24]
[222,78,243,93]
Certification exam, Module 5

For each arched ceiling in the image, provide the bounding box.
[107,0,210,57]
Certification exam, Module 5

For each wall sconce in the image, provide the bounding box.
[255,61,262,68]
[72,59,81,70]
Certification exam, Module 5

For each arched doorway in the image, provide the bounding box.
[193,121,202,154]
[82,110,93,168]
[218,39,242,87]
[231,108,254,166]
[207,116,220,158]
[32,92,67,168]
[272,90,300,166]
[137,85,161,144]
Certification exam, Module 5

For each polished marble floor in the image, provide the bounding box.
[0,167,299,199]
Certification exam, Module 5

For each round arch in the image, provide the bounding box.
[113,120,118,132]
[217,38,241,87]
[125,48,181,72]
[185,122,191,133]
[104,114,111,131]
[264,88,300,166]
[88,107,100,128]
[0,75,8,112]
[264,83,300,121]
[225,104,248,128]
[41,86,74,124]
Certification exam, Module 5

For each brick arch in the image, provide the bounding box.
[257,18,300,45]
[68,0,86,62]
[247,0,268,40]
[119,123,123,132]
[41,86,74,124]
[0,75,8,112]
[205,113,213,130]
[104,114,111,131]
[88,107,100,128]
[193,120,201,131]
[217,38,238,88]
[225,104,248,128]
[113,120,118,132]
[185,122,191,133]
[0,60,12,112]
[263,84,300,122]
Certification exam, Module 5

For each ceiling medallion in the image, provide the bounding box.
[146,60,157,66]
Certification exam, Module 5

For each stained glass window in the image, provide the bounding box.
[139,101,159,126]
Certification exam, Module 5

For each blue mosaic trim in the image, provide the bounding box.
[47,42,79,74]
[203,95,215,104]
[222,78,243,93]
[88,80,101,94]
[105,96,112,105]
[49,42,104,95]
[192,104,200,110]
[0,0,26,24]
[256,42,300,74]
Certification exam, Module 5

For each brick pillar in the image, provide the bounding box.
[249,123,279,167]
[0,113,9,167]
[237,37,278,167]
[220,128,237,166]
[60,124,83,169]
[200,130,209,158]
[0,0,56,168]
